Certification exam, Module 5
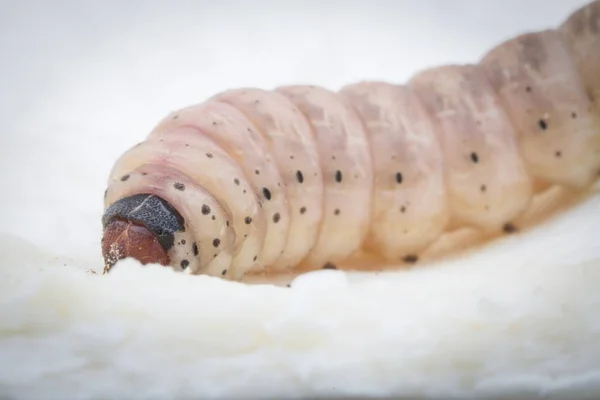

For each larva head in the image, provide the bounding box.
[102,218,169,271]
[101,193,186,272]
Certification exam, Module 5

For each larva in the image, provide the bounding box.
[102,0,599,281]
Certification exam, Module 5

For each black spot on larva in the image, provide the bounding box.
[300,206,307,214]
[244,234,248,238]
[212,215,216,220]
[245,216,252,224]
[226,220,230,227]
[243,189,247,194]
[286,284,291,288]
[334,208,340,215]
[202,204,211,215]
[538,119,548,131]
[480,184,487,192]
[180,259,189,269]
[213,238,220,248]
[234,178,240,185]
[192,243,199,256]
[222,269,227,276]
[273,212,281,223]
[396,172,403,184]
[290,155,294,159]
[470,152,479,163]
[403,254,418,264]
[212,121,217,126]
[121,174,130,182]
[206,152,213,158]
[400,206,406,213]
[296,170,304,183]
[335,170,342,183]
[173,114,179,119]
[253,255,257,261]
[323,262,337,270]
[263,187,272,200]
[213,253,217,258]
[181,239,186,245]
[332,155,336,160]
[141,172,148,176]
[571,112,577,119]
[255,169,260,175]
[173,182,185,191]
[104,189,108,199]
[525,86,532,92]
[503,223,518,234]
[555,151,562,158]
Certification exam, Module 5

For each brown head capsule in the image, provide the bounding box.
[101,193,186,273]
[101,218,169,272]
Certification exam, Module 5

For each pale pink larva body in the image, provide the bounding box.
[103,1,599,281]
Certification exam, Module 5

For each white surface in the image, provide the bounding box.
[0,1,599,399]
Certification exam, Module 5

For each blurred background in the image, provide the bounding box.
[0,0,589,262]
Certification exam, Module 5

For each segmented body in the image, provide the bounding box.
[104,1,600,280]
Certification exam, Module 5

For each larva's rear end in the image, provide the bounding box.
[101,0,600,281]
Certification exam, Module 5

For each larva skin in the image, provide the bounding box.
[103,0,600,280]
